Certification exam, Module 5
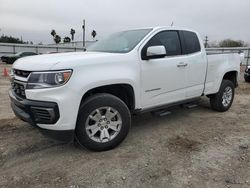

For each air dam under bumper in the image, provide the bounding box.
[9,90,74,143]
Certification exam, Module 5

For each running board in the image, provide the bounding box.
[183,103,199,109]
[149,100,200,117]
[133,97,201,115]
[151,110,172,117]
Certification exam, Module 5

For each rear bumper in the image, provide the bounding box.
[9,90,74,142]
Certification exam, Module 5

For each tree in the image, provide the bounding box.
[50,29,62,44]
[70,28,75,41]
[91,30,97,40]
[51,29,56,37]
[63,36,71,43]
[50,29,58,44]
[54,35,61,44]
[219,39,246,47]
[0,35,26,44]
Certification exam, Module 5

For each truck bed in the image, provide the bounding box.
[204,53,241,95]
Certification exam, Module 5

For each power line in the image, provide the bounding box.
[82,19,86,48]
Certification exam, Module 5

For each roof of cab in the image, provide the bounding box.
[128,26,198,34]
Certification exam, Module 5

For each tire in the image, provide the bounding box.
[244,75,250,83]
[210,80,235,112]
[75,93,131,151]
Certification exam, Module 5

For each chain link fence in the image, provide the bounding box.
[1,43,249,68]
[206,47,250,67]
[0,43,84,57]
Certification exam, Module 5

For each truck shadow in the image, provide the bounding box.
[0,97,215,163]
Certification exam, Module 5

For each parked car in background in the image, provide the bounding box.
[1,52,37,64]
[244,66,250,82]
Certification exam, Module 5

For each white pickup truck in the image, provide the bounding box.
[10,27,241,151]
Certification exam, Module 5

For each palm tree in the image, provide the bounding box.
[54,35,61,44]
[91,30,97,40]
[50,29,57,43]
[63,37,71,43]
[51,30,56,37]
[70,29,75,41]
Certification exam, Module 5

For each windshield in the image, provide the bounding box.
[87,29,152,53]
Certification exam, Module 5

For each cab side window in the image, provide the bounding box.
[182,31,201,54]
[147,31,182,56]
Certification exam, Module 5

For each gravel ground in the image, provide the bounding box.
[0,62,250,188]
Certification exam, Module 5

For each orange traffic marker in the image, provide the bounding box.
[3,67,9,77]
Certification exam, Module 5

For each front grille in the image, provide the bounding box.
[13,69,31,78]
[12,81,26,98]
[31,107,55,124]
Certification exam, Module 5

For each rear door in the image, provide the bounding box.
[180,31,207,98]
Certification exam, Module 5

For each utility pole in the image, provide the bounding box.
[82,19,86,48]
[204,36,208,48]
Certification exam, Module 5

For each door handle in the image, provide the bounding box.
[177,62,188,68]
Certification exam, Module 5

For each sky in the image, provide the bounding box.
[0,0,249,44]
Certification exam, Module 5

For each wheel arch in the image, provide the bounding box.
[80,83,136,111]
[222,70,238,87]
[205,69,239,97]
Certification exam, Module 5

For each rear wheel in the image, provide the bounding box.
[210,80,235,112]
[75,93,131,151]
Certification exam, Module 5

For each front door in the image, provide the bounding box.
[140,30,188,109]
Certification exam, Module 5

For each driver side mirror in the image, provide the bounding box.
[145,45,166,60]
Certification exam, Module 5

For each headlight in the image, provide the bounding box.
[26,70,72,89]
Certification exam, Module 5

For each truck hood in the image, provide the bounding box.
[13,52,123,71]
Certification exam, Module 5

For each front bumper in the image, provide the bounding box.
[9,90,74,142]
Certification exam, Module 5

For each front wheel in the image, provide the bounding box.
[75,93,131,151]
[210,80,235,112]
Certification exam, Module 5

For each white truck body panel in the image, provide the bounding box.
[204,53,240,95]
[11,26,241,131]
